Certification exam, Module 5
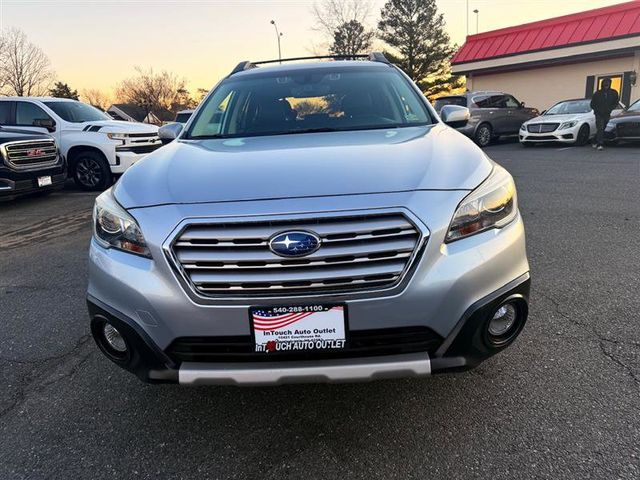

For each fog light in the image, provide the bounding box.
[103,323,127,353]
[488,303,517,337]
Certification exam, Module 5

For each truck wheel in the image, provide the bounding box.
[474,124,493,147]
[73,151,112,191]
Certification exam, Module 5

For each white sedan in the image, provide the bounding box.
[519,98,625,146]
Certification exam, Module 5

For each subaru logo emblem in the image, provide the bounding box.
[269,231,321,257]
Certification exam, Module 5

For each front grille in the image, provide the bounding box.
[2,139,58,170]
[527,123,559,133]
[166,326,443,363]
[170,213,424,297]
[127,132,159,138]
[617,122,640,137]
[118,144,162,154]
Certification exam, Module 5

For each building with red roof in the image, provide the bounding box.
[452,1,640,110]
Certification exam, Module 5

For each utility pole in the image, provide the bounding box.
[474,9,480,34]
[270,20,283,63]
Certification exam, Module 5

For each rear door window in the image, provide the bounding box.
[473,95,503,108]
[16,102,53,126]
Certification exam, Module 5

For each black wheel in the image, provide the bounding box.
[474,124,493,147]
[575,124,590,146]
[73,151,112,191]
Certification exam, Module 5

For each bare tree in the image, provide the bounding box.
[0,28,55,96]
[115,67,188,121]
[82,89,112,111]
[311,0,374,54]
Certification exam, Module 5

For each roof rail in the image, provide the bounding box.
[227,52,391,76]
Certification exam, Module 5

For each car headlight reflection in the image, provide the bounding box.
[93,189,151,257]
[446,165,518,242]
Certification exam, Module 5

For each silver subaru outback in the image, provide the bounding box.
[88,53,530,386]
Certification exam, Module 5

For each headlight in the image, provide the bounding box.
[446,165,517,242]
[520,124,526,131]
[93,189,151,257]
[106,132,129,140]
[559,121,577,130]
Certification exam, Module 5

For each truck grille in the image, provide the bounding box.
[527,123,559,133]
[169,213,424,297]
[2,139,58,170]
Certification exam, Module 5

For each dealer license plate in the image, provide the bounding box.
[250,305,346,354]
[37,176,52,187]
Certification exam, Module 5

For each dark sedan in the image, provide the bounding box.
[605,99,640,143]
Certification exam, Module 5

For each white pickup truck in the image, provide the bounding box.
[0,97,161,190]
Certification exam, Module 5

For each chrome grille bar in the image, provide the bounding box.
[2,139,59,170]
[169,213,425,297]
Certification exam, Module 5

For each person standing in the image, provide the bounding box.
[590,79,619,150]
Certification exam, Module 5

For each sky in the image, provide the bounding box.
[0,0,627,97]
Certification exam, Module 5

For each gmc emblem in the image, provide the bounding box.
[26,148,43,157]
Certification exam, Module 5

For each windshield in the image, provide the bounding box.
[433,97,467,112]
[545,99,591,115]
[186,66,433,139]
[627,100,640,113]
[44,101,110,123]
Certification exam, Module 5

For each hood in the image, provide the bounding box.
[114,124,493,209]
[65,120,159,133]
[0,127,51,142]
[609,110,640,122]
[526,113,591,124]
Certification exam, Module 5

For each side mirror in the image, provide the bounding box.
[441,105,470,128]
[158,122,183,144]
[34,118,56,132]
[520,102,526,108]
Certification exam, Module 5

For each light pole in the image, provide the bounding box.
[474,9,480,34]
[270,20,283,63]
[466,0,469,36]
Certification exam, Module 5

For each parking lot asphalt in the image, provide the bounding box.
[1,141,639,480]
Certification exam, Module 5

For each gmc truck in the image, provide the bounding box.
[0,127,66,201]
[0,98,161,191]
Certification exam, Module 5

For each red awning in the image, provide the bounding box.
[453,1,640,65]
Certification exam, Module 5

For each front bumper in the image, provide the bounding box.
[87,274,530,385]
[87,192,530,385]
[519,129,578,143]
[0,164,66,201]
[111,151,154,174]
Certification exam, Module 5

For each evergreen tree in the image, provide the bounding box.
[378,0,463,97]
[49,82,79,100]
[330,19,374,57]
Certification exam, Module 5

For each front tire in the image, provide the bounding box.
[72,151,112,191]
[474,124,493,147]
[575,124,590,146]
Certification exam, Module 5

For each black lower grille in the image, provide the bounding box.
[166,326,443,363]
[118,143,162,154]
[617,123,640,137]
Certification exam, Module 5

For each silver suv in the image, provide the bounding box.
[88,54,530,385]
[434,92,539,147]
